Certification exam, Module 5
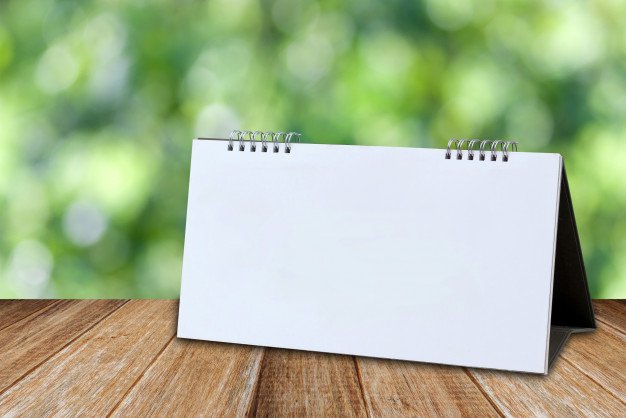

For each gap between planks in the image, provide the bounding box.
[0,300,623,416]
[0,300,60,333]
[106,333,177,417]
[593,300,625,335]
[108,338,264,416]
[468,330,626,417]
[463,368,506,417]
[0,300,178,416]
[559,322,626,405]
[596,316,625,336]
[253,349,367,416]
[352,356,371,418]
[559,356,626,407]
[356,358,501,417]
[0,300,129,397]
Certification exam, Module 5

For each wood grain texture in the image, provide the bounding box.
[111,339,264,417]
[0,299,125,393]
[357,358,500,417]
[0,300,176,417]
[561,322,626,403]
[470,357,626,416]
[0,300,623,417]
[593,300,626,333]
[252,349,367,417]
[0,300,56,331]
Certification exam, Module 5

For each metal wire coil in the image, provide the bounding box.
[445,139,519,162]
[227,130,301,153]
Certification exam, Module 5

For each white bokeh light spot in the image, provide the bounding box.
[35,44,79,94]
[6,240,53,296]
[63,200,108,247]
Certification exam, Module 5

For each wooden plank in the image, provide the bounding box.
[110,340,263,416]
[594,300,626,334]
[0,300,57,332]
[470,353,625,416]
[561,322,626,403]
[357,358,500,417]
[252,349,367,417]
[0,300,176,416]
[0,299,126,392]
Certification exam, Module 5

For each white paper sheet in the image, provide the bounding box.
[178,139,563,373]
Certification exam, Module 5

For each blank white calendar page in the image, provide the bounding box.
[178,139,563,373]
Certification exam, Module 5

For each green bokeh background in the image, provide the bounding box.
[1,0,625,298]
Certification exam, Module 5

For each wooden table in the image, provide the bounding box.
[0,300,623,416]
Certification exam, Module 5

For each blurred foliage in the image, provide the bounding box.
[0,0,625,298]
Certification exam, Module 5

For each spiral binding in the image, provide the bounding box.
[228,130,301,153]
[445,139,518,162]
